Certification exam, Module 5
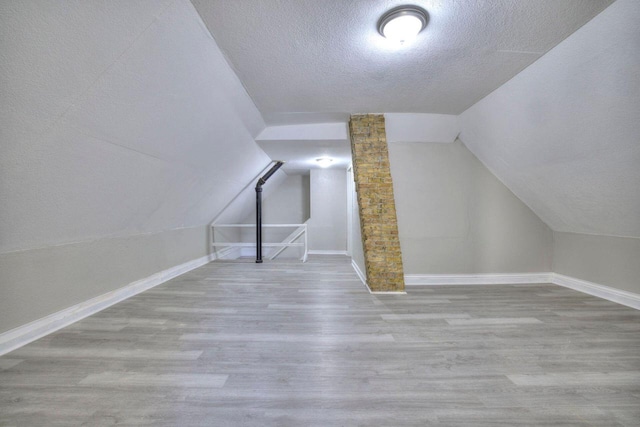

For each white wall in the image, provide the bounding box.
[553,232,640,295]
[459,0,640,238]
[260,175,310,225]
[0,0,270,333]
[264,174,310,258]
[308,169,347,252]
[388,140,553,274]
[458,0,640,294]
[238,174,310,258]
[0,226,208,333]
[385,113,460,144]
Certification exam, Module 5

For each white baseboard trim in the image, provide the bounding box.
[404,271,640,310]
[551,273,640,310]
[308,250,349,256]
[405,273,553,286]
[0,253,216,356]
[5,262,637,357]
[351,259,367,287]
[369,290,408,295]
[351,260,406,295]
[215,246,245,259]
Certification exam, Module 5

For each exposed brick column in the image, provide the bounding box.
[349,114,405,292]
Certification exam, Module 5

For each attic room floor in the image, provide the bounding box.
[1,256,639,426]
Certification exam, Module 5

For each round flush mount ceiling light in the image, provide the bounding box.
[315,157,334,168]
[377,5,429,44]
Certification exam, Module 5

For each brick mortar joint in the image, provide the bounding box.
[349,114,405,292]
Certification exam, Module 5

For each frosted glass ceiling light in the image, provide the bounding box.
[315,157,334,168]
[378,5,428,44]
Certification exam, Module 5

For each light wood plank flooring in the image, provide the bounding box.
[1,255,639,426]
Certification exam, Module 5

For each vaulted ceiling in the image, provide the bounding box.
[0,0,273,253]
[192,0,639,239]
[3,0,637,254]
[460,0,640,238]
[192,0,613,120]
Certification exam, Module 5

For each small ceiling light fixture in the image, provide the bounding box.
[377,5,429,45]
[315,157,334,168]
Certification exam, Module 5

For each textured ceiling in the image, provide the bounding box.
[256,123,351,174]
[192,0,613,120]
[460,0,640,238]
[0,0,270,253]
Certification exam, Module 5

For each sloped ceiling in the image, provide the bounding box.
[256,123,351,174]
[192,0,613,119]
[0,0,271,253]
[460,0,640,238]
[3,0,635,254]
[195,0,638,239]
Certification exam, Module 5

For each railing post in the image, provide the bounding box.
[256,188,263,263]
[255,161,284,263]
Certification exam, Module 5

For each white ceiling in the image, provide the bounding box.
[192,0,613,121]
[256,123,351,174]
[0,0,271,252]
[255,113,461,174]
[3,0,634,255]
[460,0,640,238]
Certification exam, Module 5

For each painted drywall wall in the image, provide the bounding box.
[211,165,287,257]
[260,175,310,225]
[308,169,347,252]
[553,232,640,295]
[385,113,460,144]
[262,174,310,258]
[388,140,553,274]
[238,174,310,258]
[256,122,351,175]
[0,226,207,333]
[459,0,640,238]
[1,1,271,333]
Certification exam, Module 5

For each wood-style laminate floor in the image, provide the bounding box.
[1,255,639,426]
